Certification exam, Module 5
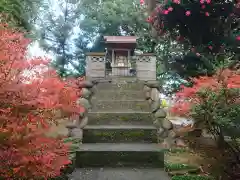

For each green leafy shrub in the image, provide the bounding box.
[165,163,197,171]
[172,175,213,180]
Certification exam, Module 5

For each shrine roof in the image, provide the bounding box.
[104,36,137,44]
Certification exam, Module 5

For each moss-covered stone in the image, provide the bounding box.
[92,100,150,111]
[145,91,151,100]
[144,80,161,89]
[75,151,164,168]
[161,119,173,130]
[150,88,159,101]
[71,128,83,139]
[153,119,161,127]
[143,85,151,92]
[93,90,144,100]
[77,98,91,110]
[82,128,157,143]
[154,109,167,118]
[151,100,160,113]
[78,81,94,88]
[97,82,144,91]
[79,116,88,128]
[87,112,154,125]
[148,98,152,104]
[81,88,92,99]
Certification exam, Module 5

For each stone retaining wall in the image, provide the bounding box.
[143,81,184,148]
[66,80,97,142]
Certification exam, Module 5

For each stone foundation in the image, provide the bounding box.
[112,66,131,76]
[143,81,184,148]
[66,80,98,142]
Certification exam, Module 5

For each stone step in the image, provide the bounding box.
[111,77,138,83]
[96,82,144,91]
[69,168,171,180]
[82,125,157,143]
[88,112,154,125]
[92,90,144,100]
[91,100,150,111]
[90,77,138,83]
[75,143,164,168]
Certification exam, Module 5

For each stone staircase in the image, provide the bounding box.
[71,79,170,180]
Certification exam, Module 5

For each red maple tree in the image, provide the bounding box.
[170,69,240,180]
[171,69,240,117]
[0,24,84,179]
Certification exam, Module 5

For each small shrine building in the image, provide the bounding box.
[85,36,156,81]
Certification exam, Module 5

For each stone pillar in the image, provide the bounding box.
[86,52,105,79]
[66,80,97,143]
[143,81,180,148]
[136,54,156,81]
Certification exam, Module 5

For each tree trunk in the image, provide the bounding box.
[146,0,156,14]
[217,128,226,148]
[217,133,225,148]
[146,0,158,38]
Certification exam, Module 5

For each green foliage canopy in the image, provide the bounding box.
[0,0,42,31]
